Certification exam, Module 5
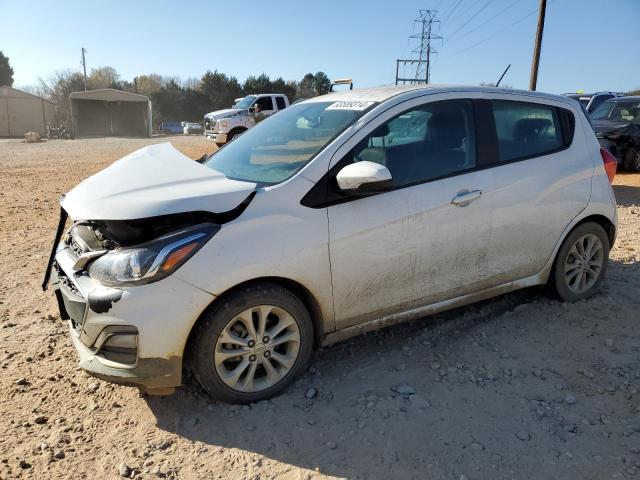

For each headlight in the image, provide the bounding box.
[88,223,219,286]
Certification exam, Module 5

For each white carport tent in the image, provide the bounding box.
[0,86,56,137]
[70,89,152,138]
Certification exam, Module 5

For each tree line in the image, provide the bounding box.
[33,66,332,128]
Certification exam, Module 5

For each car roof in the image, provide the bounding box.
[305,84,572,105]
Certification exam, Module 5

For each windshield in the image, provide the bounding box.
[590,101,640,123]
[234,95,257,110]
[204,101,374,184]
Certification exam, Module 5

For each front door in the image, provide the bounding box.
[327,99,496,329]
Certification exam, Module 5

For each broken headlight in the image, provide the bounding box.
[87,223,219,286]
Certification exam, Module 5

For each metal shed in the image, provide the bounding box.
[0,86,56,137]
[70,89,152,138]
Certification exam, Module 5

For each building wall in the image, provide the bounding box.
[0,87,55,137]
[72,99,149,137]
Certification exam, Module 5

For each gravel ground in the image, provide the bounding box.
[0,136,639,480]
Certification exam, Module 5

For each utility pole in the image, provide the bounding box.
[396,9,441,85]
[529,0,547,91]
[81,48,88,91]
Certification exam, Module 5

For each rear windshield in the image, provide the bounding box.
[204,101,375,184]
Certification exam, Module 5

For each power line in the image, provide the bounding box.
[442,0,464,23]
[447,3,549,58]
[451,0,526,43]
[447,0,495,41]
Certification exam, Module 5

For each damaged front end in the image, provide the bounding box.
[42,142,258,393]
[45,210,233,391]
[46,215,258,394]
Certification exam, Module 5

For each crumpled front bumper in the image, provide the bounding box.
[52,246,215,391]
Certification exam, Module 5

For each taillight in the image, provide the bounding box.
[600,147,617,183]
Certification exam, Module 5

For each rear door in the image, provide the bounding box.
[480,97,591,285]
[325,97,496,329]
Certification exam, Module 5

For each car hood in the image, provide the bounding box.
[61,142,256,220]
[591,120,629,138]
[204,108,247,120]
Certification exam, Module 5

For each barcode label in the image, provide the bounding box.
[325,101,374,111]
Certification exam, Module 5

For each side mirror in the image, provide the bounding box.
[336,161,393,195]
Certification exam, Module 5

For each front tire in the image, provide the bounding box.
[191,282,313,404]
[550,222,609,302]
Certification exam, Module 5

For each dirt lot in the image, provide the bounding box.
[0,136,639,480]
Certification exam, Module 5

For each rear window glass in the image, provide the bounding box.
[275,96,286,110]
[492,101,564,162]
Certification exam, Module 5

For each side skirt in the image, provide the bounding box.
[321,273,544,347]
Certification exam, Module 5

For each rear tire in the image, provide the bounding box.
[549,222,609,302]
[191,282,313,404]
[622,148,640,172]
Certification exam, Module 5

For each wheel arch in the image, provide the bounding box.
[183,276,325,370]
[228,126,247,138]
[572,214,616,249]
[543,213,616,285]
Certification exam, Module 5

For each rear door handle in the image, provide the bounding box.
[451,189,483,207]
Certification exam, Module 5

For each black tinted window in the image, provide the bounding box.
[492,101,563,162]
[256,96,274,110]
[352,100,476,187]
[275,96,286,110]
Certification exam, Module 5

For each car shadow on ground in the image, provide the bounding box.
[613,183,640,207]
[143,288,547,477]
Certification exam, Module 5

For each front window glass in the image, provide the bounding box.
[234,95,257,110]
[590,101,640,123]
[255,96,273,111]
[204,101,374,184]
[351,100,476,187]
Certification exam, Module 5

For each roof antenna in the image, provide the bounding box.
[495,64,511,88]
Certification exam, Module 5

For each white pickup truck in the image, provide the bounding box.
[204,93,290,146]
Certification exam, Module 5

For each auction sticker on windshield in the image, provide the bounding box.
[325,101,375,111]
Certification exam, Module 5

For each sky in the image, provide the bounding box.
[1,0,639,95]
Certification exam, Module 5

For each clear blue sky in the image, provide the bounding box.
[1,0,638,94]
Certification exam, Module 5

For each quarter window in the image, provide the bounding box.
[492,101,563,162]
[351,100,476,188]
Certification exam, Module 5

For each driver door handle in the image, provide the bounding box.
[451,190,483,207]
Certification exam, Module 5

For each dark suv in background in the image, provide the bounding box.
[564,91,622,114]
[590,96,640,172]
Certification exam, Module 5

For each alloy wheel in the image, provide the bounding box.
[563,233,604,294]
[214,305,301,393]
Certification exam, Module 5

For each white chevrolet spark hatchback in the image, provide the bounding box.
[45,85,618,403]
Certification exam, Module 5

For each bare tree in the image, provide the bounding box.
[38,70,85,127]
